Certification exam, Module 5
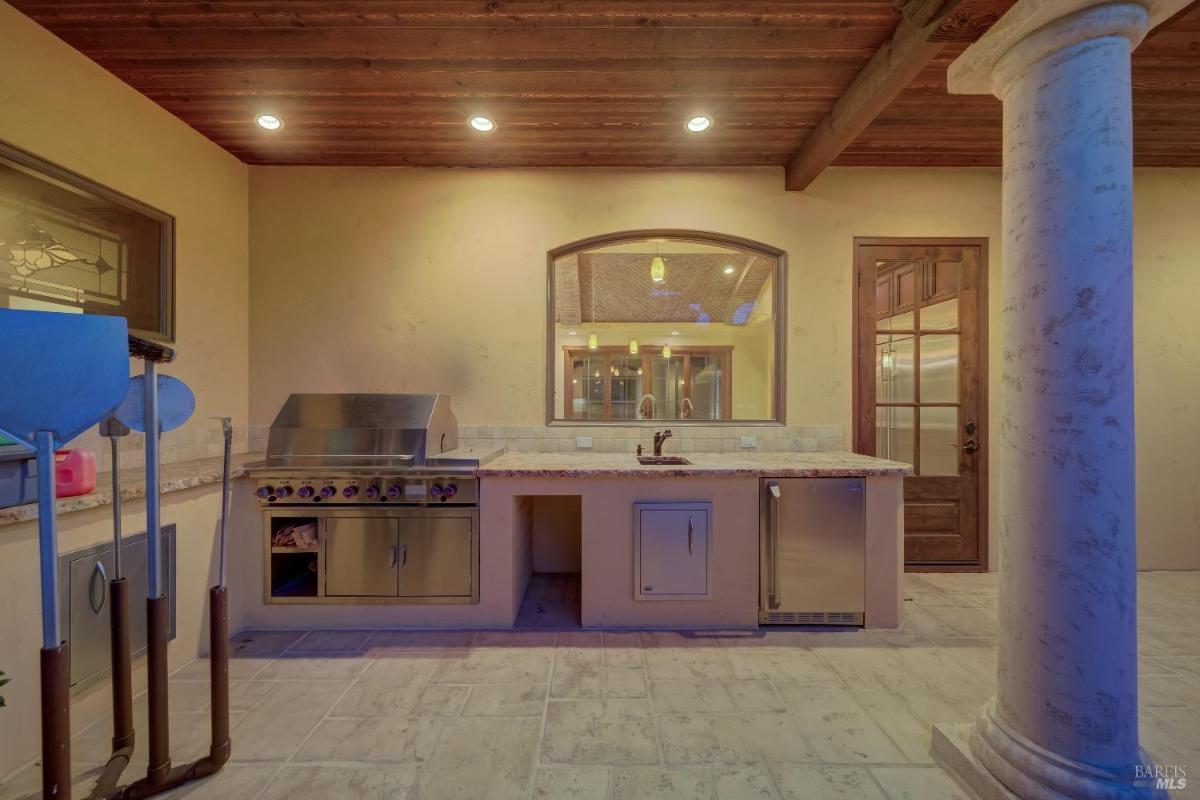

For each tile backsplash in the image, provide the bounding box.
[454,424,846,454]
[51,422,845,473]
[56,423,251,474]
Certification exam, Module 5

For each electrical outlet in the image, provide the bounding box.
[740,436,757,449]
[576,436,593,450]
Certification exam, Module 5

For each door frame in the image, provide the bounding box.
[851,236,990,573]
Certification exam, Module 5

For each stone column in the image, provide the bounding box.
[937,2,1190,798]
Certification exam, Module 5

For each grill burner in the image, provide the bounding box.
[254,393,498,506]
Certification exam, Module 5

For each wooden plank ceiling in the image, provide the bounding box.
[9,1,1200,169]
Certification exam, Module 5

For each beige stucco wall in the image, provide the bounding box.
[0,2,250,781]
[0,1,250,444]
[249,166,1200,572]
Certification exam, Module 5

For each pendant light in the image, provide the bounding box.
[662,343,672,358]
[650,241,665,283]
[629,338,638,354]
[588,332,598,350]
[650,256,665,283]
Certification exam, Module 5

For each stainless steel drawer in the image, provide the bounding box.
[57,527,177,687]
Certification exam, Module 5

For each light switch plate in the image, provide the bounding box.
[740,436,757,449]
[576,436,593,449]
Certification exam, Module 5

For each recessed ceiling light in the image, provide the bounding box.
[469,115,496,133]
[723,265,736,275]
[255,113,283,131]
[568,330,577,335]
[686,115,712,133]
[671,331,680,336]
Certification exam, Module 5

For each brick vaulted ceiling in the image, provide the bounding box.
[9,1,1200,169]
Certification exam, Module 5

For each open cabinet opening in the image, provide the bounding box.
[513,495,582,628]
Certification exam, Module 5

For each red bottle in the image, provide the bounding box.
[55,449,97,498]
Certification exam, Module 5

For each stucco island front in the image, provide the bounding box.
[478,452,910,630]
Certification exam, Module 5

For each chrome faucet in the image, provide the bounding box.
[653,429,673,456]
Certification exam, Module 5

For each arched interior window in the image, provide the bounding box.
[547,230,785,424]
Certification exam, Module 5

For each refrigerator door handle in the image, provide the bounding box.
[766,481,782,609]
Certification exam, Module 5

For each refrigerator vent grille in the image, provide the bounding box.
[764,611,863,626]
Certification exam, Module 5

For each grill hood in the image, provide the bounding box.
[265,393,458,468]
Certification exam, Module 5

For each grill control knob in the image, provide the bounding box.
[275,486,293,498]
[319,485,336,498]
[342,485,359,498]
[429,484,443,498]
[386,484,403,498]
[364,485,381,499]
[296,485,314,499]
[255,485,273,498]
[443,484,458,499]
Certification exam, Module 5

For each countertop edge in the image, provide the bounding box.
[0,453,263,528]
[477,467,910,478]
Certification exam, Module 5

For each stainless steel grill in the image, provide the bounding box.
[255,394,497,605]
[254,393,499,505]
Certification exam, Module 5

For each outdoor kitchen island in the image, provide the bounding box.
[237,448,908,631]
[480,452,909,630]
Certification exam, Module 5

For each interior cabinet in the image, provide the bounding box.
[264,508,478,604]
[634,502,712,599]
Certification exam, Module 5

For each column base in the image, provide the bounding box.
[933,702,1168,800]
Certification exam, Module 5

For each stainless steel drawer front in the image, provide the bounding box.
[59,527,177,687]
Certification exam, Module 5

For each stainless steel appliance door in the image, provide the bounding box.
[396,514,474,598]
[761,478,865,623]
[324,517,399,596]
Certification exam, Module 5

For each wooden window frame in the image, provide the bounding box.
[0,138,176,341]
[562,345,733,421]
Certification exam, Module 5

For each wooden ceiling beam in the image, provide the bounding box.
[784,0,1009,191]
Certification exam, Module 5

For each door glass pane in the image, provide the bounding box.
[651,356,685,420]
[875,406,914,465]
[876,334,914,402]
[920,407,959,476]
[922,298,959,330]
[878,311,914,331]
[920,334,958,402]
[690,355,721,420]
[610,355,644,420]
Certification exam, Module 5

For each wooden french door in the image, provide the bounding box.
[853,238,988,569]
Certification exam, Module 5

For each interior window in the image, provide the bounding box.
[0,142,174,340]
[549,231,784,423]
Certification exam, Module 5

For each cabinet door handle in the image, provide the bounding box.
[389,545,398,568]
[687,516,694,554]
[766,482,781,609]
[399,544,408,568]
[89,561,108,614]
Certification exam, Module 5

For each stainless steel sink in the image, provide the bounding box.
[637,455,692,465]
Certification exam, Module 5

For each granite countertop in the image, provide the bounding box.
[476,451,911,478]
[0,453,263,527]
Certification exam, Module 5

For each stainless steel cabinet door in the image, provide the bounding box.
[636,505,710,598]
[396,515,473,598]
[325,518,398,596]
[762,478,864,618]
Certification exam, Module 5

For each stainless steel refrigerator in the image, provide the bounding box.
[759,477,866,625]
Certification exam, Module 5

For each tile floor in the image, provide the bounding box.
[2,571,1197,800]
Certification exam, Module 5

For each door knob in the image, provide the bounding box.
[963,439,979,454]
